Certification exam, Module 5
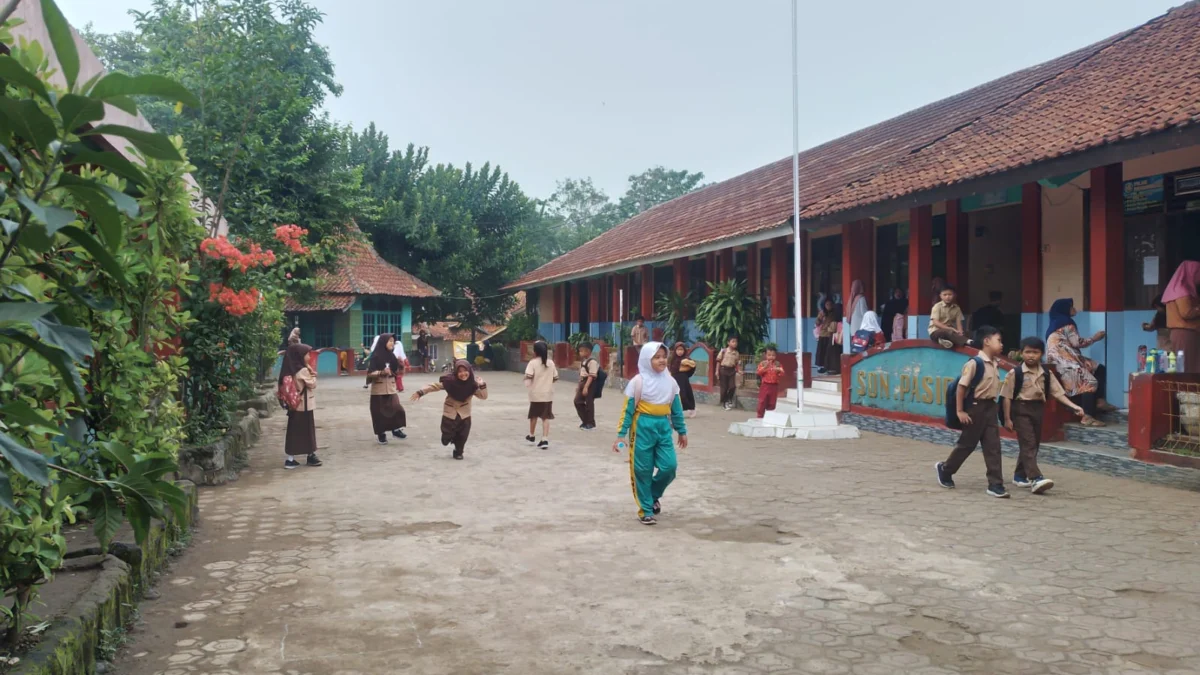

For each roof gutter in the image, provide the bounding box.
[505,223,793,291]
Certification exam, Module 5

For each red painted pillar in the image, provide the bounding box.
[799,231,811,317]
[1021,183,1043,314]
[841,220,874,309]
[746,244,760,296]
[1089,164,1124,312]
[588,278,601,324]
[673,257,689,295]
[718,248,734,283]
[770,237,789,319]
[640,264,654,319]
[569,282,581,330]
[908,206,933,315]
[945,199,967,308]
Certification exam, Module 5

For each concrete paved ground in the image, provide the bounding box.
[118,372,1200,675]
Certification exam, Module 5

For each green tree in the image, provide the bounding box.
[616,166,707,220]
[81,0,358,242]
[541,177,619,259]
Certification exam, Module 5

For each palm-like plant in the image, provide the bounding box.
[654,290,692,345]
[694,280,769,352]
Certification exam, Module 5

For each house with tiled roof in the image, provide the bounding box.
[285,224,440,352]
[505,1,1200,454]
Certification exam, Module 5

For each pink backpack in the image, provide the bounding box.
[277,375,302,410]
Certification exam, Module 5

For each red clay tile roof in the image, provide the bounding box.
[419,322,495,342]
[805,2,1200,218]
[283,295,357,313]
[505,4,1199,290]
[315,230,441,299]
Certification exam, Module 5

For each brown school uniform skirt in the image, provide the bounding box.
[441,415,472,449]
[285,410,317,456]
[528,402,554,420]
[370,394,407,434]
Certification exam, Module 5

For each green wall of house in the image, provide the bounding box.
[290,296,415,352]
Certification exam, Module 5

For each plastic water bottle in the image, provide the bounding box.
[1168,351,1178,373]
[1179,350,1187,373]
[615,440,627,453]
[1147,351,1156,374]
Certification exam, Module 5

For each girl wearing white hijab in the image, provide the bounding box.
[612,342,689,525]
[850,311,885,354]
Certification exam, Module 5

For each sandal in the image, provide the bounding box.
[1081,416,1107,428]
[1096,400,1119,413]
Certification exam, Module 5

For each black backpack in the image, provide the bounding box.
[586,358,608,399]
[944,356,985,430]
[996,366,1053,424]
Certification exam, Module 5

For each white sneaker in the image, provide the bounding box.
[1030,477,1055,494]
[938,339,954,349]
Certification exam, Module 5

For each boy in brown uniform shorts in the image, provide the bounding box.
[1001,336,1086,495]
[936,326,1009,497]
[929,286,969,349]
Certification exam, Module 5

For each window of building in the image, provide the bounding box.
[1122,167,1200,310]
[689,258,707,300]
[313,316,334,349]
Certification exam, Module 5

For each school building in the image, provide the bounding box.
[284,224,440,373]
[506,1,1200,420]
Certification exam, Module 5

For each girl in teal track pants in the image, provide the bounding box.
[613,342,689,525]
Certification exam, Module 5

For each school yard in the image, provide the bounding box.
[116,372,1200,675]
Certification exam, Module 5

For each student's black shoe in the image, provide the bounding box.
[525,435,536,443]
[441,436,451,447]
[284,459,299,470]
[452,450,464,460]
[1030,477,1055,494]
[362,384,369,389]
[935,462,955,489]
[579,423,587,430]
[537,440,549,449]
[639,515,657,526]
[652,500,661,515]
[377,434,388,445]
[1012,473,1032,488]
[987,484,1010,498]
[392,429,407,439]
[306,455,323,467]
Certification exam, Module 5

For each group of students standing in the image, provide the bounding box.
[277,329,490,466]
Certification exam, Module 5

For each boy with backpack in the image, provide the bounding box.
[575,343,601,430]
[936,325,1007,497]
[1001,336,1086,495]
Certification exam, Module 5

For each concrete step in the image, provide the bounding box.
[728,418,861,440]
[790,388,842,409]
[811,378,842,393]
[1064,421,1130,451]
[762,406,840,428]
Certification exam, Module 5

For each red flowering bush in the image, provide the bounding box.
[275,224,311,255]
[200,236,277,272]
[208,283,260,316]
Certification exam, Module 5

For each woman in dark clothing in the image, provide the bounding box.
[278,342,321,470]
[668,342,697,417]
[881,288,907,342]
[366,333,408,444]
[815,299,843,374]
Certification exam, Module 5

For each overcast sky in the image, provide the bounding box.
[61,0,1182,201]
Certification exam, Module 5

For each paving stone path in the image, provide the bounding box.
[116,372,1200,674]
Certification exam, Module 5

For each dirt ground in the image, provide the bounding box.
[116,371,1200,675]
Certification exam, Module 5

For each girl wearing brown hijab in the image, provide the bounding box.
[278,342,322,469]
[412,359,488,460]
[668,342,697,417]
[367,333,408,444]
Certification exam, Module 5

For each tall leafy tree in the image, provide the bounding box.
[344,126,540,328]
[541,177,619,260]
[616,166,708,220]
[82,0,358,241]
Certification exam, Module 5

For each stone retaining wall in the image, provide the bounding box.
[178,391,274,486]
[12,482,200,675]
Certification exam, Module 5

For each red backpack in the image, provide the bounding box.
[277,375,302,410]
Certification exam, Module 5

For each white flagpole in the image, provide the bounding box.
[791,0,805,409]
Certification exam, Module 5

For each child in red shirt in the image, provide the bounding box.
[756,346,786,418]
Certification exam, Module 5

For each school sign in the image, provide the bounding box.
[846,342,1010,421]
